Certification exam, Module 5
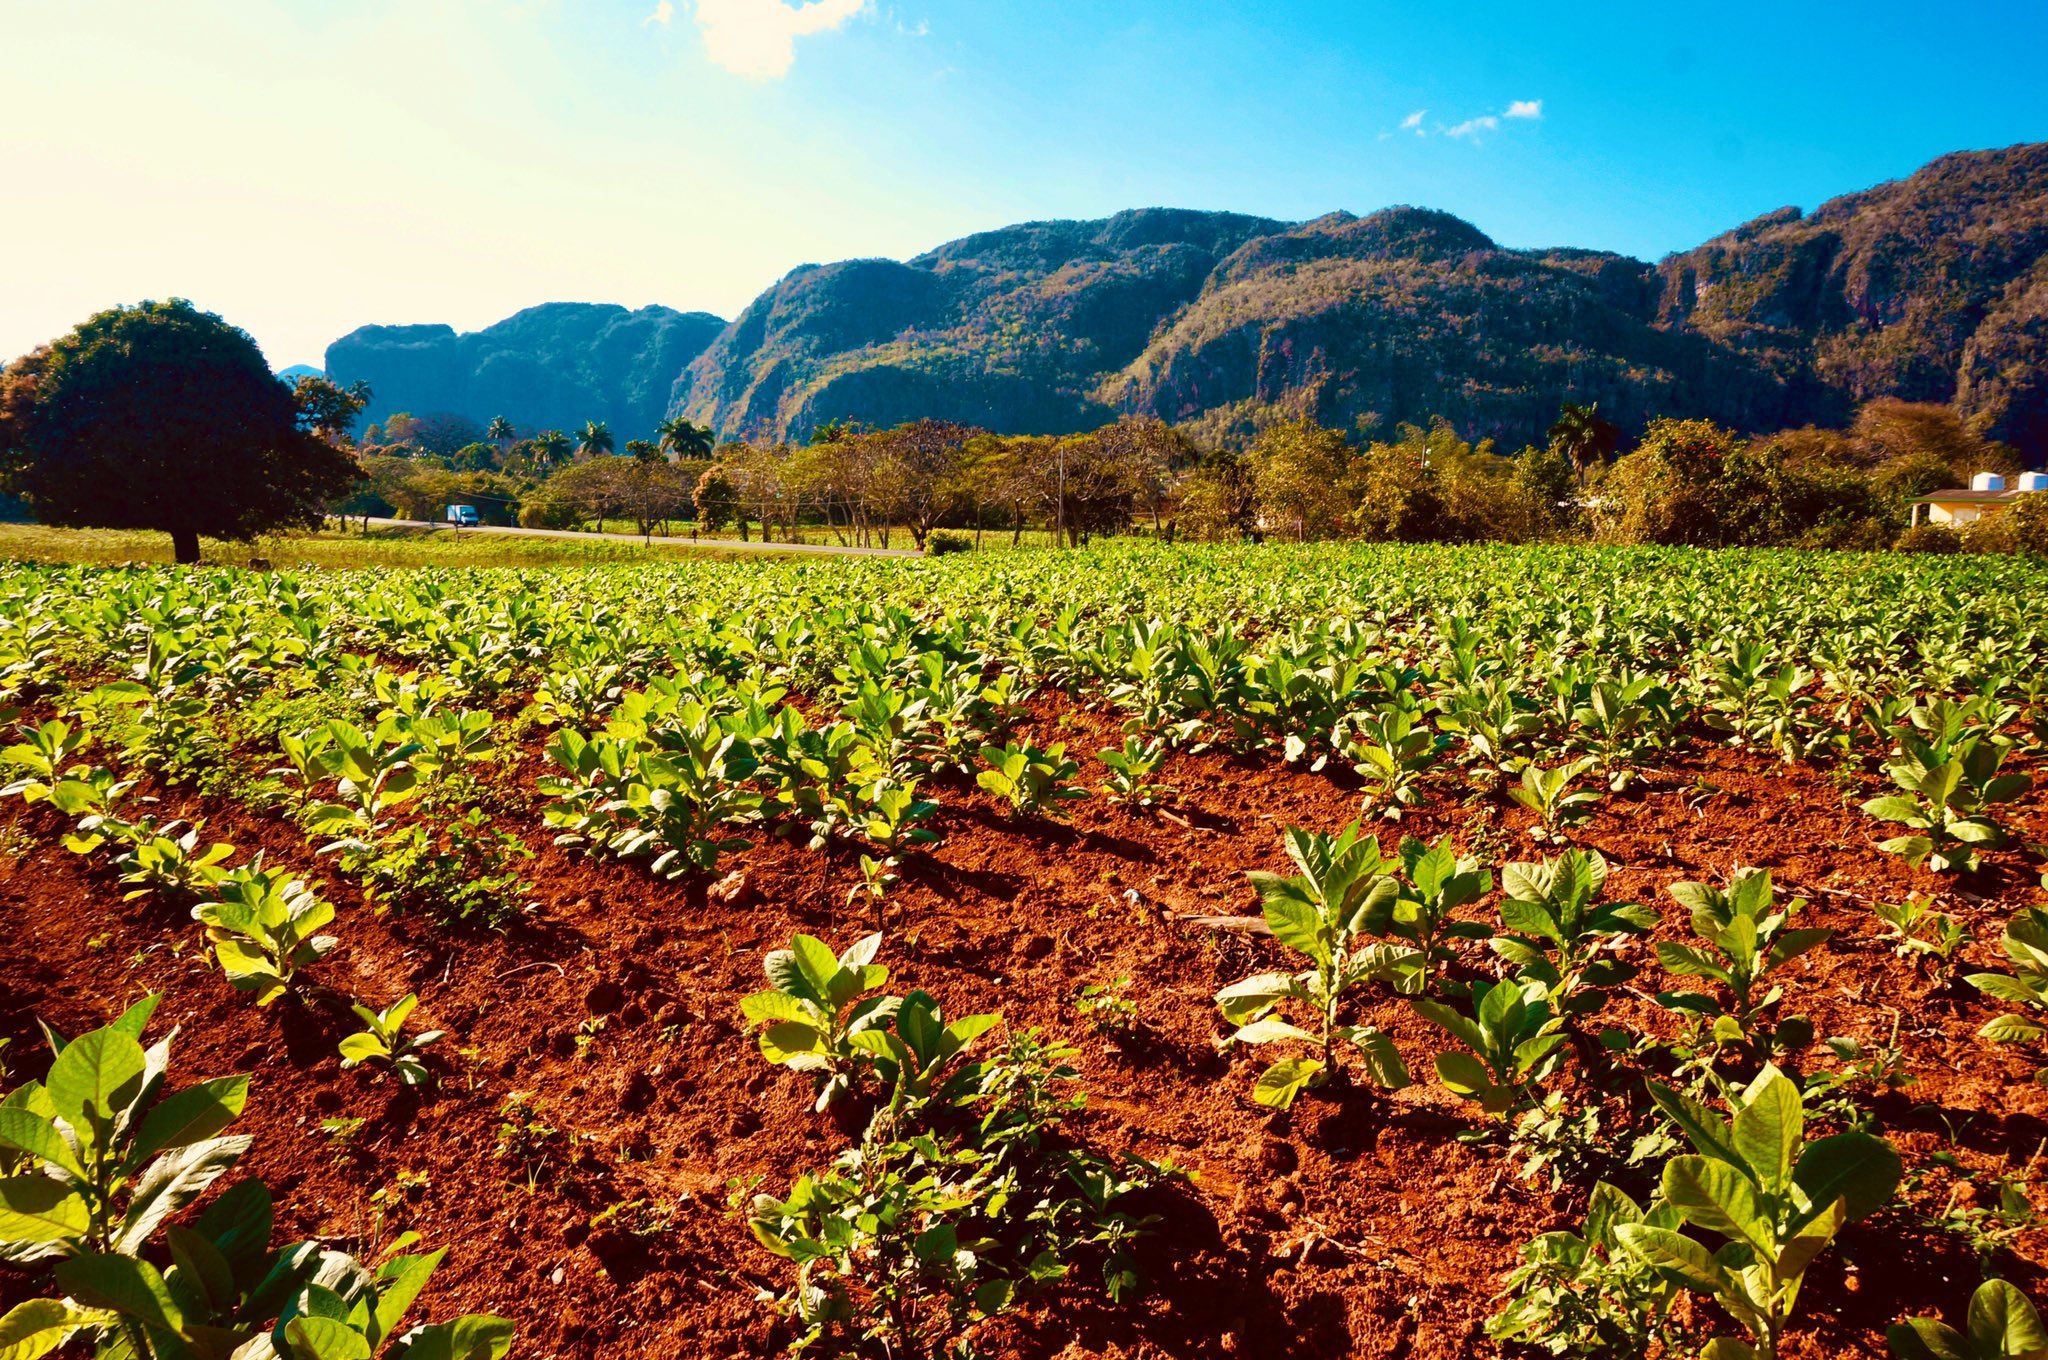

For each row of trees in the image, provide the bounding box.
[341,396,2041,554]
[348,415,1187,550]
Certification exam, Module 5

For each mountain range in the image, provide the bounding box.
[324,142,2048,459]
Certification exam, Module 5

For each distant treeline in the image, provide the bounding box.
[332,398,2045,555]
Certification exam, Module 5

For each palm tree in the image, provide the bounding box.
[532,429,572,473]
[1548,402,1621,486]
[578,420,614,462]
[486,415,514,449]
[657,416,715,462]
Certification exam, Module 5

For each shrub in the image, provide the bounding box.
[924,529,972,555]
[518,492,581,530]
[1962,493,2048,555]
[1894,522,1963,553]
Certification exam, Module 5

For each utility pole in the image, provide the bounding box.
[1057,443,1067,548]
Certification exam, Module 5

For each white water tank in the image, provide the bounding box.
[1971,471,2007,492]
[2020,471,2048,493]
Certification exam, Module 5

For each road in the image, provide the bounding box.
[357,518,921,558]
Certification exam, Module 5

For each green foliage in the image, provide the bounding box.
[0,996,250,1264]
[975,742,1087,819]
[1863,728,2030,874]
[192,865,340,1006]
[1095,735,1176,808]
[1869,894,1970,961]
[1489,1181,1691,1358]
[0,300,360,562]
[1214,824,1415,1108]
[1967,907,2048,1082]
[1339,703,1441,816]
[359,810,532,928]
[741,933,902,1112]
[1382,835,1491,986]
[339,995,443,1088]
[1889,1278,2048,1360]
[1491,850,1656,1011]
[1509,757,1602,840]
[1616,1066,1902,1359]
[1655,870,1830,1066]
[111,821,234,903]
[747,1032,1171,1358]
[1411,974,1566,1117]
[1075,978,1139,1036]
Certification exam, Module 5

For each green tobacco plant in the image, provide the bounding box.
[1889,1278,2048,1360]
[1510,757,1602,842]
[0,718,90,801]
[847,854,899,933]
[1096,735,1176,808]
[294,720,424,857]
[0,996,251,1270]
[1411,973,1566,1117]
[1616,1066,1901,1360]
[742,932,902,1111]
[1489,1181,1690,1359]
[847,990,1001,1122]
[1968,907,2048,1083]
[1213,824,1415,1109]
[1341,703,1440,817]
[860,777,939,856]
[339,994,444,1087]
[1655,871,1831,1066]
[1384,836,1492,987]
[111,821,234,903]
[1570,676,1675,793]
[1863,730,2031,874]
[1492,850,1656,1012]
[1869,895,1969,962]
[192,864,340,1006]
[976,742,1088,819]
[747,1033,1170,1360]
[46,769,144,856]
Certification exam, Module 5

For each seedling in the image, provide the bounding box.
[1412,972,1567,1117]
[339,993,443,1087]
[1510,757,1602,841]
[1654,870,1830,1065]
[1492,850,1656,1012]
[1213,824,1415,1109]
[741,931,903,1110]
[192,864,339,1006]
[977,741,1088,819]
[1862,729,2030,874]
[1869,895,1970,962]
[1096,736,1176,808]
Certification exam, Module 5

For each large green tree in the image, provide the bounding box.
[0,300,359,563]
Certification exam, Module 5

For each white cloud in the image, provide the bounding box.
[1504,99,1543,119]
[1446,114,1498,139]
[1400,109,1426,133]
[691,0,867,79]
[644,1,675,24]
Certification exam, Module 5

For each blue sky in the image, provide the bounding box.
[3,0,2044,368]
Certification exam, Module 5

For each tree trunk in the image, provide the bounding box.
[171,528,200,564]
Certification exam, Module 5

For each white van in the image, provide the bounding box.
[444,504,481,528]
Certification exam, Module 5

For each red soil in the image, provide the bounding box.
[1,696,2044,1359]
